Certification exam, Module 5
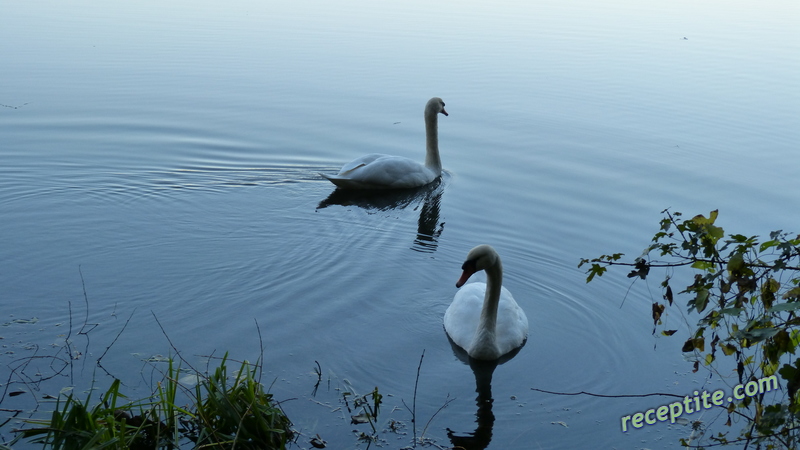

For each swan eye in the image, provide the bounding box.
[461,259,477,271]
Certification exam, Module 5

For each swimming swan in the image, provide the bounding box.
[444,245,529,360]
[321,97,448,189]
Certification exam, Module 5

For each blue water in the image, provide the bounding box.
[2,0,798,448]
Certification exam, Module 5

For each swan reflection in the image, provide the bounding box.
[445,334,524,449]
[316,178,445,253]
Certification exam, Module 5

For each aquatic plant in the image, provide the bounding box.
[18,378,173,449]
[184,355,293,449]
[343,385,382,443]
[14,356,293,449]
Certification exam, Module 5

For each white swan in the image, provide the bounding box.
[321,97,448,189]
[444,245,529,360]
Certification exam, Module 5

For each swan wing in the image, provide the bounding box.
[444,282,486,352]
[323,154,437,189]
[338,153,386,175]
[494,288,529,355]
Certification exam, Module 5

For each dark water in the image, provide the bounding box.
[2,1,798,448]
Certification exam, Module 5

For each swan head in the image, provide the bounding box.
[425,97,448,117]
[456,244,499,288]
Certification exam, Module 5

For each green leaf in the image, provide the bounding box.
[761,278,780,308]
[735,327,780,343]
[762,360,779,377]
[708,224,724,241]
[783,287,800,300]
[760,239,780,252]
[721,343,737,356]
[727,253,745,274]
[778,360,800,385]
[585,264,607,283]
[773,329,793,353]
[695,289,710,312]
[691,260,715,271]
[694,337,705,352]
[692,210,719,225]
[769,302,800,312]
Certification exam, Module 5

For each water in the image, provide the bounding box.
[2,0,798,448]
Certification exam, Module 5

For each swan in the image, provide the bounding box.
[320,97,448,189]
[444,245,529,360]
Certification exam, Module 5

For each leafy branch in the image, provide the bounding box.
[580,209,800,447]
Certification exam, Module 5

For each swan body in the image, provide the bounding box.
[321,97,448,189]
[444,245,528,360]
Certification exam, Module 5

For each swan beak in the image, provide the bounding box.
[456,267,476,288]
[441,108,448,116]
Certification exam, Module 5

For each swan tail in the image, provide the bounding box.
[319,172,345,185]
[319,172,369,189]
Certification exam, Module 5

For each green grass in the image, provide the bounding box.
[15,355,293,450]
[186,355,293,449]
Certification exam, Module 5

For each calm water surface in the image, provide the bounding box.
[2,1,798,448]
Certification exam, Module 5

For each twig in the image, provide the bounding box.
[95,309,136,378]
[0,408,22,429]
[68,267,99,378]
[254,318,264,385]
[530,387,750,420]
[77,266,95,336]
[312,361,322,397]
[151,312,199,375]
[65,300,75,382]
[401,349,425,444]
[619,276,638,308]
[599,258,800,272]
[530,387,683,399]
[420,393,454,439]
[0,102,30,109]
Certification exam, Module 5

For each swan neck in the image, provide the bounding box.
[478,259,503,335]
[424,111,442,172]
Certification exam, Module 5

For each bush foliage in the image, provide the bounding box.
[581,209,800,447]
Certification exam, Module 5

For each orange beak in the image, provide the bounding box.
[456,266,476,288]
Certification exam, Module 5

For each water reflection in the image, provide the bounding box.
[445,335,525,449]
[410,182,444,253]
[316,178,445,253]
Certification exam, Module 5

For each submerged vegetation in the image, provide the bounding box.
[581,209,800,448]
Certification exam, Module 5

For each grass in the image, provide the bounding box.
[186,355,292,449]
[13,355,293,450]
[19,378,168,449]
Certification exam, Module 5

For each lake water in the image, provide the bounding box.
[2,0,798,448]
